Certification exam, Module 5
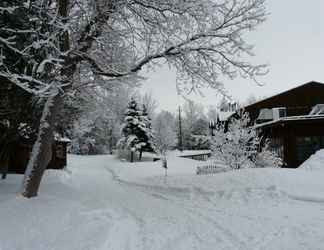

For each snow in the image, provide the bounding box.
[108,151,208,184]
[254,114,324,129]
[2,152,324,249]
[309,104,324,115]
[54,133,72,143]
[0,6,19,14]
[175,150,211,156]
[58,137,72,143]
[299,149,324,170]
[218,111,235,121]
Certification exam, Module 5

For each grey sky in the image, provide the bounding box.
[140,0,324,112]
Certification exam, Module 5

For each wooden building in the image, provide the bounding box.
[1,139,69,175]
[245,81,324,168]
[245,81,324,121]
[0,78,70,175]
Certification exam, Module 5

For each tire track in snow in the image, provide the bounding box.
[66,159,148,250]
[108,173,247,250]
[114,179,291,250]
[106,167,226,249]
[105,162,319,250]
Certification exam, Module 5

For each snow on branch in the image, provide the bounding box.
[1,0,267,98]
[71,0,268,92]
[0,6,19,14]
[0,1,70,96]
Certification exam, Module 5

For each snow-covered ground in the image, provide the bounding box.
[1,151,324,250]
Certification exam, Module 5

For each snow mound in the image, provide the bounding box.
[299,149,324,170]
[43,169,72,184]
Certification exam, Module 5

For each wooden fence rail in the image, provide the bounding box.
[196,164,225,175]
[180,152,211,161]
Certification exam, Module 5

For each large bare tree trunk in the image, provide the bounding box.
[21,93,62,198]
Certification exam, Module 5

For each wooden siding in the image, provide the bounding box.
[259,118,324,168]
[1,141,68,174]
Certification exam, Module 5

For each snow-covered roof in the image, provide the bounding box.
[54,133,72,143]
[176,150,211,157]
[218,111,235,121]
[244,81,324,109]
[57,137,72,143]
[254,115,324,129]
[309,104,324,115]
[257,108,273,120]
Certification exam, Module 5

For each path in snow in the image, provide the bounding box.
[1,155,324,250]
[75,155,324,250]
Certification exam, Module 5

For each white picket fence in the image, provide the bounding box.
[196,164,225,175]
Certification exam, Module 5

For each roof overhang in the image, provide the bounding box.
[254,115,324,130]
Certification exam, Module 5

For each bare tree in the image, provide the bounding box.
[1,0,268,197]
[183,100,205,130]
[139,92,158,119]
[153,110,177,154]
[207,105,219,121]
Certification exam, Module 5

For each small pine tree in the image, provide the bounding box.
[118,98,155,161]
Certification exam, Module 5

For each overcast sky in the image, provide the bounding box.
[140,0,324,112]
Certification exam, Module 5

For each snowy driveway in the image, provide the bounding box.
[1,155,324,250]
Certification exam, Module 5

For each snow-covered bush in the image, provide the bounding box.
[190,135,211,150]
[254,144,282,168]
[211,113,281,169]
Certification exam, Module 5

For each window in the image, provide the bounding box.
[279,108,286,118]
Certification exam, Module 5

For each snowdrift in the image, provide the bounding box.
[299,149,324,170]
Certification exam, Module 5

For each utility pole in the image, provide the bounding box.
[178,106,183,152]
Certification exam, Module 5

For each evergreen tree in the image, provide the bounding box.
[118,98,155,161]
[137,105,155,159]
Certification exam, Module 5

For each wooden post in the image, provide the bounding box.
[178,106,183,152]
[130,150,134,163]
[162,157,168,183]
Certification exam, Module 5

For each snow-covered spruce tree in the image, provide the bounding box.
[118,98,155,162]
[137,104,156,160]
[1,0,267,197]
[211,113,281,169]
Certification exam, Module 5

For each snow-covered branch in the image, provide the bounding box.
[1,0,267,97]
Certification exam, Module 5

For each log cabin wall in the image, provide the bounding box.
[259,118,324,168]
[4,141,68,174]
